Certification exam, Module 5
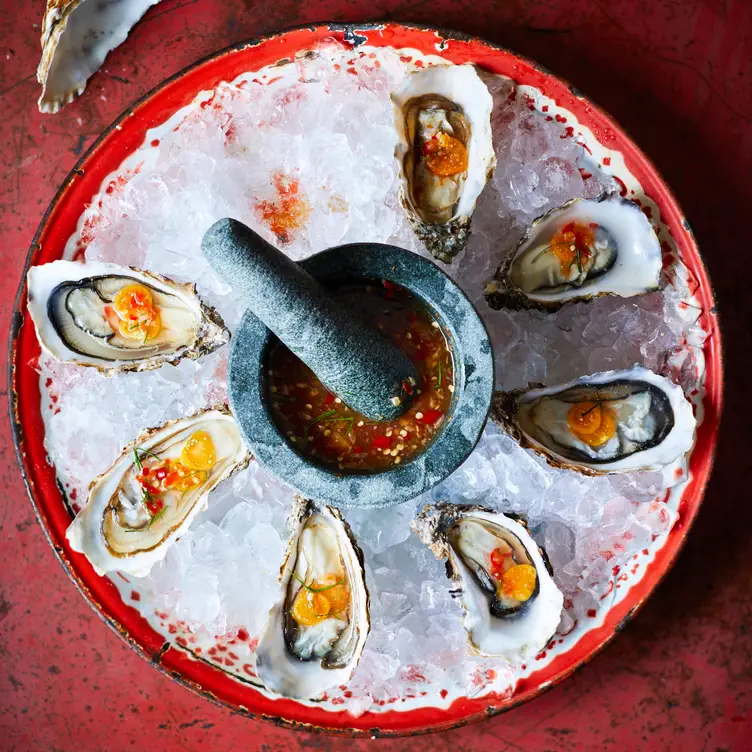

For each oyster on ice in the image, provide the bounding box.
[412,503,563,661]
[392,64,497,262]
[492,367,696,474]
[486,195,662,309]
[27,260,229,374]
[38,0,162,113]
[256,498,370,700]
[66,407,251,576]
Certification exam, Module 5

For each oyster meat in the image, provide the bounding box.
[38,0,162,113]
[412,503,563,660]
[493,367,696,474]
[486,195,662,309]
[66,407,251,576]
[256,498,370,700]
[392,64,497,262]
[27,260,228,374]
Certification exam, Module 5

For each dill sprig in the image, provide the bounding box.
[304,409,336,437]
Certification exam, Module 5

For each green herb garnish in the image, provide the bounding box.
[434,361,443,390]
[148,505,167,528]
[304,409,336,437]
[319,416,354,434]
[291,572,345,593]
[530,241,570,265]
[580,393,604,417]
[133,447,160,467]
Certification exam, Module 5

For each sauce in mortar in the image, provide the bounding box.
[266,280,454,472]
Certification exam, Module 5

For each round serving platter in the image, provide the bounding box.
[9,22,722,736]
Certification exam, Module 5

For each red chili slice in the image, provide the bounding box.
[372,435,391,451]
[324,393,335,406]
[417,409,444,425]
[490,548,510,568]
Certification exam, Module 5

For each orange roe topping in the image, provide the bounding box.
[422,132,468,177]
[549,221,596,275]
[500,564,537,602]
[135,431,216,509]
[111,284,161,342]
[254,171,311,244]
[567,401,617,447]
[291,579,350,627]
[180,430,216,471]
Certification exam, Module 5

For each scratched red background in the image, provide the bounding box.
[1,2,750,750]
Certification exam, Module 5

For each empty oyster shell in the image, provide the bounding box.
[412,503,563,660]
[485,194,662,310]
[492,366,696,475]
[27,260,228,374]
[66,407,251,576]
[38,0,162,113]
[392,64,496,263]
[256,497,370,699]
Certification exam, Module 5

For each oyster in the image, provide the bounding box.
[38,0,162,113]
[256,498,370,700]
[27,260,228,374]
[66,407,251,576]
[412,503,563,660]
[492,367,696,474]
[486,195,662,309]
[392,64,496,262]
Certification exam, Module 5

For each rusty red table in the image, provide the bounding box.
[1,1,750,750]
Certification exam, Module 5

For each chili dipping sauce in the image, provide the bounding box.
[266,280,454,473]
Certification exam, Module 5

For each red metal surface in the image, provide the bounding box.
[0,2,749,750]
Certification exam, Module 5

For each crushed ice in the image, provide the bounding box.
[40,45,704,712]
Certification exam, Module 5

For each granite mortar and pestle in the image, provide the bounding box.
[202,218,494,509]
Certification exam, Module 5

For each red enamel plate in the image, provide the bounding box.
[9,23,722,736]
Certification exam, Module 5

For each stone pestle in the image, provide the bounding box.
[201,218,418,421]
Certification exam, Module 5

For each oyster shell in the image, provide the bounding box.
[256,497,370,699]
[492,366,696,475]
[485,194,662,310]
[38,0,162,113]
[27,260,229,374]
[66,407,251,576]
[412,503,563,660]
[392,64,496,263]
